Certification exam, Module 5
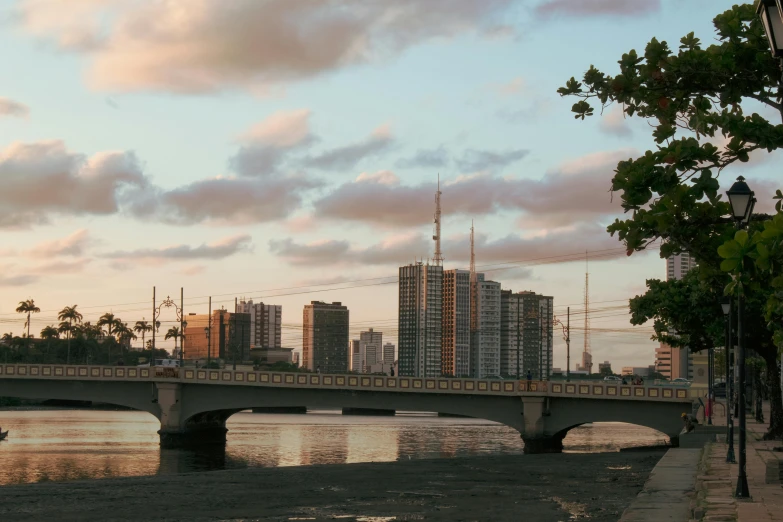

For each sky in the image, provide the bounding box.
[0,0,778,371]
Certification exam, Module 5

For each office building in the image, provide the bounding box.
[383,342,395,365]
[398,262,443,377]
[250,346,294,364]
[360,329,383,372]
[598,361,613,374]
[472,280,501,378]
[302,301,349,373]
[236,300,282,349]
[666,252,697,281]
[183,310,251,362]
[292,352,300,367]
[500,291,554,379]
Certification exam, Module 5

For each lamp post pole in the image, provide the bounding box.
[723,297,735,463]
[726,175,754,498]
[708,346,713,425]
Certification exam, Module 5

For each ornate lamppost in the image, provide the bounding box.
[151,287,185,367]
[726,176,755,499]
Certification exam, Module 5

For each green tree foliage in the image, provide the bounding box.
[559,3,783,437]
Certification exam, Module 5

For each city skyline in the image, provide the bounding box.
[0,0,776,372]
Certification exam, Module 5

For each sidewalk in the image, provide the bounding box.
[695,402,783,521]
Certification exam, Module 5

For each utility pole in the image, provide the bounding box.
[207,296,212,367]
[151,286,156,367]
[516,298,520,379]
[566,307,570,382]
[180,287,184,366]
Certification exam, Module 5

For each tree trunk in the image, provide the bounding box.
[763,351,783,440]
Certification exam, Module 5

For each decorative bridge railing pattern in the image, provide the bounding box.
[0,364,693,402]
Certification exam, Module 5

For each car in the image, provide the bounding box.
[671,378,691,386]
[603,376,622,381]
[713,382,727,398]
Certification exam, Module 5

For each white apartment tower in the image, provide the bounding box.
[236,300,282,348]
[398,262,443,377]
[350,339,362,372]
[383,342,395,365]
[472,280,502,378]
[443,269,484,377]
[500,291,554,379]
[656,252,698,380]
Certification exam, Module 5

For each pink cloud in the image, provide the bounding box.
[536,0,660,18]
[0,97,30,119]
[27,229,91,257]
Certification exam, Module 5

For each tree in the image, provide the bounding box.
[16,299,41,343]
[134,320,152,351]
[164,326,181,356]
[558,3,783,437]
[58,305,83,365]
[599,365,614,378]
[40,326,59,340]
[97,313,122,338]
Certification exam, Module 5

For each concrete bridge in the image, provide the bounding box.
[0,364,695,453]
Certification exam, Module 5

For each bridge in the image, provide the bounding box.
[0,364,695,453]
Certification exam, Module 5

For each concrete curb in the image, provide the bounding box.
[619,448,701,521]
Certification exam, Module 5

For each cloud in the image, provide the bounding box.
[493,77,526,96]
[32,259,92,274]
[0,141,147,228]
[231,109,315,176]
[395,146,451,169]
[17,0,516,94]
[27,229,91,257]
[302,125,394,171]
[600,106,632,137]
[180,265,206,276]
[536,0,660,18]
[0,274,38,287]
[312,150,631,228]
[103,235,253,262]
[268,225,623,268]
[0,97,30,119]
[455,148,528,172]
[130,175,321,226]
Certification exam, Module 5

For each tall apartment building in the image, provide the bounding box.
[349,340,361,372]
[183,310,251,362]
[472,280,501,378]
[236,300,282,349]
[500,291,554,379]
[360,329,383,372]
[302,301,349,373]
[656,252,699,380]
[398,262,443,377]
[442,269,484,377]
[383,342,395,365]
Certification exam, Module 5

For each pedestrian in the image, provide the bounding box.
[526,370,532,381]
[621,377,627,385]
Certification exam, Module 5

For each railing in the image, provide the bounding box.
[0,364,693,402]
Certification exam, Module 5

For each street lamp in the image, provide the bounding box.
[757,0,783,57]
[721,296,735,464]
[204,326,211,367]
[726,176,753,499]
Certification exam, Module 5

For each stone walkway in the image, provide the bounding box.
[694,403,783,521]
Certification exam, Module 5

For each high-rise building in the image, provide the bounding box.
[442,269,482,377]
[236,300,282,349]
[666,252,697,281]
[349,339,362,372]
[292,352,300,367]
[383,342,395,365]
[302,301,349,373]
[658,252,699,380]
[398,262,443,377]
[499,291,554,379]
[360,329,383,373]
[472,280,501,378]
[183,310,251,362]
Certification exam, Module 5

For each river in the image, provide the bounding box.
[0,409,667,485]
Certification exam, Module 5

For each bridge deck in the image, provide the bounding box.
[0,364,694,403]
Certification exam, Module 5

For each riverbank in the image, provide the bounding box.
[0,450,663,521]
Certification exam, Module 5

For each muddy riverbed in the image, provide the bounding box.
[0,450,663,521]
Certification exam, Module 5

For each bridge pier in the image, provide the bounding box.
[156,383,232,448]
[519,396,564,454]
[522,433,566,454]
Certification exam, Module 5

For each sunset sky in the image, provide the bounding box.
[0,0,777,370]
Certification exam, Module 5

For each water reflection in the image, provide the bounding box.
[0,409,667,485]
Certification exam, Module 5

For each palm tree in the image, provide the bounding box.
[40,326,59,339]
[165,326,181,357]
[97,313,121,338]
[1,333,12,343]
[40,326,59,364]
[58,305,82,365]
[16,299,41,349]
[134,320,152,351]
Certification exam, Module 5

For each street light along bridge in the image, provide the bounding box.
[0,364,695,453]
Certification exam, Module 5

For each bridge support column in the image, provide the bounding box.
[155,383,228,448]
[520,396,563,454]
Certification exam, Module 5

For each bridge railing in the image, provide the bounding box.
[0,364,693,402]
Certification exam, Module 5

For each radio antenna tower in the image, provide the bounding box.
[433,174,444,266]
[583,250,592,373]
[469,220,476,283]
